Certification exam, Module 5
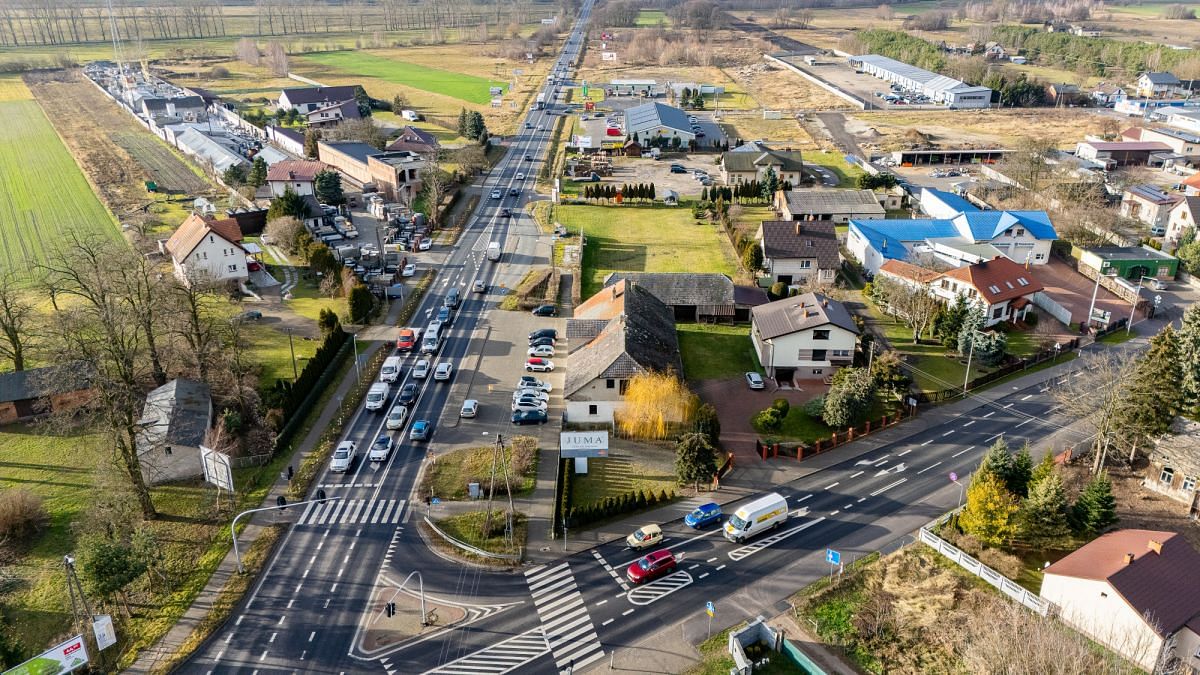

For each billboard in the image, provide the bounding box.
[200,446,234,493]
[560,431,609,458]
[3,635,89,675]
[93,615,116,651]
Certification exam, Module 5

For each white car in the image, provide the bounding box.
[528,344,556,358]
[418,238,432,251]
[368,435,394,462]
[512,398,549,413]
[490,189,502,199]
[1150,279,1168,291]
[525,358,555,372]
[386,405,408,430]
[330,441,356,472]
[516,172,525,180]
[434,362,453,381]
[513,389,550,404]
[401,264,416,277]
[413,360,430,379]
[745,372,765,390]
[517,376,552,392]
[460,399,478,418]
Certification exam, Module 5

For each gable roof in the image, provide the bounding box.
[137,378,212,453]
[305,98,362,121]
[267,125,305,146]
[759,220,840,269]
[602,272,734,309]
[722,149,805,174]
[1173,195,1200,223]
[266,159,328,183]
[281,85,359,106]
[779,189,884,217]
[165,213,244,262]
[625,102,692,135]
[879,259,943,284]
[1043,529,1200,636]
[752,292,859,340]
[921,188,978,217]
[386,126,440,153]
[1141,72,1181,86]
[1183,173,1200,189]
[0,362,95,403]
[1126,183,1183,206]
[939,256,1045,304]
[1150,416,1200,477]
[951,210,1058,240]
[565,282,682,397]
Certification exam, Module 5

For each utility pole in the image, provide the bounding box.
[287,328,298,380]
[482,433,503,537]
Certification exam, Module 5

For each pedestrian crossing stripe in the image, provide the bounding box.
[297,499,406,526]
[727,517,826,562]
[626,571,693,606]
[421,627,550,674]
[524,563,605,674]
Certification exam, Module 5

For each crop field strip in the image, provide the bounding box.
[110,132,211,194]
[298,51,507,104]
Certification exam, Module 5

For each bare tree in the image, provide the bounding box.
[170,275,225,385]
[0,270,37,371]
[265,41,288,77]
[872,276,941,342]
[420,158,454,227]
[1051,351,1141,475]
[234,37,259,66]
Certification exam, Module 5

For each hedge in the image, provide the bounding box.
[564,488,677,529]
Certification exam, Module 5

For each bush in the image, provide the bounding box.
[771,398,790,415]
[1024,311,1038,327]
[210,65,230,78]
[753,407,782,432]
[768,281,788,300]
[0,489,49,540]
[803,396,825,417]
[978,547,1023,578]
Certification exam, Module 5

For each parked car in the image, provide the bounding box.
[517,376,552,392]
[490,189,502,199]
[409,420,430,441]
[512,398,549,413]
[531,304,557,317]
[460,399,478,418]
[526,358,555,372]
[511,409,549,425]
[626,549,677,585]
[368,435,394,462]
[386,405,408,431]
[1151,279,1168,290]
[330,441,356,472]
[236,310,262,321]
[684,503,723,528]
[745,372,765,390]
[528,344,556,358]
[513,389,550,403]
[670,165,688,174]
[398,383,418,406]
[434,362,453,381]
[401,264,416,277]
[625,524,663,550]
[412,360,430,379]
[529,336,556,348]
[529,328,559,342]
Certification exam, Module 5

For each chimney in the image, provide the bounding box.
[288,171,295,180]
[1148,539,1163,555]
[1124,553,1135,565]
[795,222,803,235]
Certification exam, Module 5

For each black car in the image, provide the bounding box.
[398,383,419,406]
[529,336,556,348]
[524,154,533,161]
[511,409,549,425]
[509,187,520,197]
[531,304,557,317]
[529,328,559,341]
[501,207,512,218]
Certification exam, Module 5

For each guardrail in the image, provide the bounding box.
[423,516,522,561]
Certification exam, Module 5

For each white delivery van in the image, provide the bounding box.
[723,492,788,543]
[365,382,390,411]
[380,356,403,383]
[487,241,501,262]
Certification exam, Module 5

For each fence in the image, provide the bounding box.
[1030,290,1073,326]
[918,518,1052,616]
[910,337,1081,404]
[756,407,911,461]
[422,517,522,561]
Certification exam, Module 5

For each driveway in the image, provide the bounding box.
[693,378,825,460]
[1035,257,1126,328]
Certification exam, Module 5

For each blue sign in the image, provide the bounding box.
[825,549,841,566]
[705,601,715,617]
[431,497,441,505]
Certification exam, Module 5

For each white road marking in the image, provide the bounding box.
[795,495,812,503]
[920,440,932,446]
[269,633,277,643]
[595,600,607,606]
[824,482,839,490]
[1021,394,1033,401]
[962,420,975,428]
[309,632,316,642]
[898,448,912,456]
[942,430,955,437]
[699,572,709,579]
[985,433,1003,442]
[602,619,614,626]
[1004,403,1015,408]
[849,471,864,479]
[622,609,635,616]
[830,510,840,516]
[727,518,827,562]
[917,462,942,474]
[952,447,973,458]
[1015,418,1033,427]
[857,497,866,503]
[982,411,995,418]
[870,478,907,496]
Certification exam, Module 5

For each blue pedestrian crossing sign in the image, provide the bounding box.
[705,601,715,617]
[826,549,841,565]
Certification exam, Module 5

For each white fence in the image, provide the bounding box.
[1030,290,1073,326]
[918,524,1052,616]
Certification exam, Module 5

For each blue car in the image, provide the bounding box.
[684,502,722,529]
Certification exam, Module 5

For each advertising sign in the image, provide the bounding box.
[3,635,89,675]
[200,446,234,493]
[560,431,609,458]
[93,615,117,651]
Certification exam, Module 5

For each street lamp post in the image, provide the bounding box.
[1127,275,1149,334]
[352,332,361,382]
[230,497,339,573]
[962,330,978,395]
[1085,271,1118,334]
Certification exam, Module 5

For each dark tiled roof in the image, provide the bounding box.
[137,378,212,453]
[780,189,885,217]
[733,285,769,307]
[266,159,328,182]
[602,272,734,308]
[1044,529,1200,636]
[306,98,362,121]
[565,282,681,396]
[759,220,839,269]
[752,292,858,340]
[281,85,359,105]
[722,149,804,173]
[0,362,94,403]
[1142,72,1180,85]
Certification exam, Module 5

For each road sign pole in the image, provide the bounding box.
[230,497,339,573]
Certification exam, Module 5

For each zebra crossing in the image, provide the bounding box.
[626,571,693,606]
[421,627,550,674]
[296,498,406,526]
[525,563,605,674]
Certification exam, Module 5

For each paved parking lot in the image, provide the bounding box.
[1035,257,1127,328]
[604,154,717,197]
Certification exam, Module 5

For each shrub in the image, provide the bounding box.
[978,547,1023,578]
[771,398,790,415]
[1024,311,1038,327]
[803,396,825,417]
[753,407,782,432]
[768,281,788,300]
[0,490,49,541]
[210,65,230,78]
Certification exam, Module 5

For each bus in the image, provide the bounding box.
[536,92,546,109]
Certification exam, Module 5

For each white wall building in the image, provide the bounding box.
[849,54,992,109]
[163,213,248,286]
[750,292,859,382]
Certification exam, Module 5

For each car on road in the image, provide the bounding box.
[526,358,555,372]
[409,420,430,441]
[365,382,390,411]
[501,208,512,218]
[511,409,549,425]
[418,238,432,251]
[473,279,488,293]
[528,344,556,358]
[626,549,677,585]
[529,328,558,342]
[412,360,430,379]
[531,304,557,317]
[516,172,525,180]
[625,524,663,550]
[369,435,394,462]
[490,189,502,199]
[524,154,533,161]
[434,362,453,381]
[401,264,416,277]
[508,187,520,197]
[511,397,548,413]
[396,328,418,352]
[517,376,552,392]
[1150,279,1168,290]
[529,336,556,348]
[330,441,356,472]
[386,405,408,430]
[460,399,478,418]
[525,122,533,128]
[398,382,419,406]
[684,503,723,529]
[745,372,765,390]
[513,389,550,404]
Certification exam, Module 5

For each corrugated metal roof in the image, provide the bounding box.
[625,102,693,136]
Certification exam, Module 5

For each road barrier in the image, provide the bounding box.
[423,516,522,561]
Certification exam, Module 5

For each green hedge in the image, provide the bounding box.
[270,326,350,453]
[565,488,677,529]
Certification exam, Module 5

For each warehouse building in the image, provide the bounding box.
[624,102,695,143]
[849,54,992,109]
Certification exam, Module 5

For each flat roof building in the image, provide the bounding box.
[850,54,992,109]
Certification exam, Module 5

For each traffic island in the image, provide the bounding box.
[361,586,468,650]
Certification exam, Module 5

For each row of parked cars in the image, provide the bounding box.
[512,328,558,425]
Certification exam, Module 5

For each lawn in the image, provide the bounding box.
[283,276,346,325]
[244,323,321,389]
[422,437,539,501]
[0,76,119,279]
[571,454,678,509]
[556,204,739,298]
[299,51,506,105]
[635,9,670,26]
[803,150,865,188]
[677,323,762,381]
[434,510,527,557]
[685,624,808,675]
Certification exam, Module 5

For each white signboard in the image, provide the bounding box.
[601,51,617,62]
[560,431,609,458]
[200,445,234,493]
[3,635,89,675]
[571,135,594,149]
[93,615,117,651]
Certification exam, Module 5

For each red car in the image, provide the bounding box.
[626,549,677,585]
[396,328,418,352]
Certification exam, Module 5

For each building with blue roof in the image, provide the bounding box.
[847,198,1058,274]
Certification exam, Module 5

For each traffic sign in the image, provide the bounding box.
[705,601,714,617]
[431,497,441,505]
[949,471,958,482]
[825,548,841,566]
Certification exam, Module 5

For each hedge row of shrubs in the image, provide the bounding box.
[564,488,678,529]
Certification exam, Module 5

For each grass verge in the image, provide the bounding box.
[677,323,762,381]
[421,437,539,501]
[571,455,678,509]
[431,510,527,558]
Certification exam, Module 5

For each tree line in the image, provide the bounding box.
[992,24,1191,77]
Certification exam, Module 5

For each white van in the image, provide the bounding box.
[380,356,403,383]
[487,241,501,262]
[365,382,390,411]
[723,492,788,543]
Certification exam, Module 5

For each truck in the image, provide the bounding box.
[486,241,502,262]
[723,492,788,543]
[536,92,546,110]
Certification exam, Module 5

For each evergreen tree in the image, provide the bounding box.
[701,186,709,202]
[467,111,486,140]
[821,367,875,429]
[247,155,268,187]
[742,243,763,272]
[1008,442,1034,497]
[353,85,372,117]
[303,128,321,159]
[934,295,971,348]
[457,108,469,137]
[222,162,247,185]
[675,432,717,491]
[959,468,1019,546]
[1124,325,1184,437]
[313,169,345,205]
[267,186,311,220]
[1030,452,1057,487]
[1175,306,1200,414]
[982,437,1013,486]
[649,183,655,201]
[1019,471,1071,545]
[1070,471,1118,535]
[761,166,779,202]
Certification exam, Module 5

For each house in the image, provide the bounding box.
[757,220,840,287]
[1125,126,1200,157]
[774,189,885,222]
[750,292,859,382]
[1160,107,1200,135]
[621,138,642,157]
[1079,245,1180,281]
[136,379,214,486]
[265,159,329,198]
[318,141,426,201]
[624,102,695,143]
[919,188,977,218]
[140,96,206,123]
[564,281,683,424]
[720,149,804,185]
[1039,529,1200,672]
[164,213,248,286]
[0,362,94,426]
[385,126,440,155]
[601,272,766,322]
[302,99,361,128]
[278,85,359,114]
[1146,417,1200,516]
[1137,71,1181,98]
[847,205,1058,274]
[1071,24,1101,37]
[266,125,306,156]
[1121,184,1183,229]
[1092,82,1127,106]
[1046,83,1083,106]
[1167,195,1200,242]
[882,256,1045,327]
[1075,140,1173,168]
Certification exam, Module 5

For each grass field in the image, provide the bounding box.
[556,204,739,298]
[570,453,678,509]
[804,150,866,187]
[422,438,539,501]
[677,324,762,381]
[244,323,321,389]
[0,77,118,279]
[300,51,506,105]
[635,9,670,26]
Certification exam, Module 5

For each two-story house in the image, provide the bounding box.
[757,220,840,287]
[1166,195,1200,243]
[720,148,804,185]
[1136,71,1181,98]
[774,189,885,223]
[266,159,329,198]
[385,126,441,156]
[303,99,361,128]
[883,256,1046,327]
[164,213,248,286]
[1121,184,1183,231]
[1146,416,1200,517]
[750,292,859,382]
[278,85,360,114]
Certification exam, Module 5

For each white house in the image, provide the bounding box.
[136,378,213,486]
[879,256,1045,327]
[266,159,329,198]
[278,85,360,114]
[1166,195,1200,243]
[1039,529,1200,673]
[750,292,859,382]
[1137,71,1181,98]
[720,149,805,185]
[757,220,841,287]
[164,213,248,286]
[265,125,305,156]
[1121,184,1183,229]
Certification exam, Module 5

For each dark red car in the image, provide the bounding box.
[626,549,676,585]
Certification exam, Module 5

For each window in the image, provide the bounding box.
[1035,253,1046,261]
[812,349,827,361]
[1183,475,1197,492]
[619,380,629,395]
[1017,277,1029,286]
[799,260,812,269]
[813,329,830,340]
[1160,467,1175,484]
[832,349,851,357]
[1015,228,1025,236]
[606,379,615,389]
[988,285,1002,294]
[588,404,598,415]
[992,307,1004,319]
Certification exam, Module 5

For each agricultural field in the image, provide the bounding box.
[111,132,211,194]
[0,76,118,278]
[635,9,670,27]
[299,51,506,105]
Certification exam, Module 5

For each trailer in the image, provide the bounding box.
[536,93,546,110]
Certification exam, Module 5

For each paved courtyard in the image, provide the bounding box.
[1035,257,1127,329]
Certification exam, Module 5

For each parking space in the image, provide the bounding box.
[777,57,947,111]
[1034,258,1126,328]
[604,154,716,197]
